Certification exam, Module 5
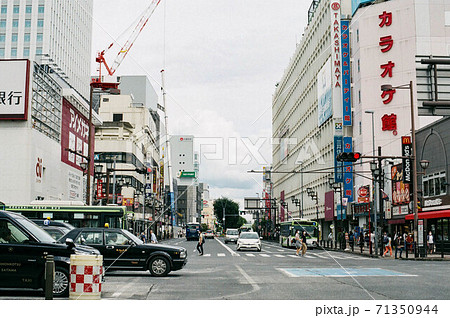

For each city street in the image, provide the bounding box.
[3,237,448,300]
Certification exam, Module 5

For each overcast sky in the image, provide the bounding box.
[91,0,311,207]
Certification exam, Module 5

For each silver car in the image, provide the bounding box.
[236,232,262,252]
[224,229,239,244]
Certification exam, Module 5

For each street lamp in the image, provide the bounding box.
[306,187,319,244]
[381,81,419,257]
[291,197,301,219]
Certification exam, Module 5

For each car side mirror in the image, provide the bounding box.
[260,237,263,240]
[65,238,75,249]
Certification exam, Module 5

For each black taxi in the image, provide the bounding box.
[0,210,99,297]
[59,228,187,277]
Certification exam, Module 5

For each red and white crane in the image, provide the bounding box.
[91,0,161,90]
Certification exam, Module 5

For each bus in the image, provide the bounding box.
[186,222,200,241]
[5,202,130,229]
[239,223,253,234]
[280,218,319,249]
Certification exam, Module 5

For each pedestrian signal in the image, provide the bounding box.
[336,152,361,162]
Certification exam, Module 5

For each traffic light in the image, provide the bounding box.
[336,152,361,162]
[135,167,147,174]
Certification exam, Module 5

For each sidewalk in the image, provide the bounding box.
[320,243,450,261]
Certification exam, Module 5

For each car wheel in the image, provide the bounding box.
[257,248,261,252]
[225,241,228,244]
[149,256,171,277]
[53,267,70,297]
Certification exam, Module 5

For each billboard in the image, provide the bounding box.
[330,0,342,120]
[341,20,352,126]
[0,59,30,120]
[325,191,335,221]
[318,58,332,126]
[343,137,354,202]
[391,164,410,206]
[352,0,375,16]
[60,98,94,174]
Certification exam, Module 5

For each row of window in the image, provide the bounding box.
[1,5,44,14]
[0,33,43,42]
[423,172,447,198]
[0,19,44,28]
[0,46,41,57]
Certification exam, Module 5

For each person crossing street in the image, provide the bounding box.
[301,231,308,256]
[197,230,204,256]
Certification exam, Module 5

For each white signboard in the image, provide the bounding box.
[0,59,30,120]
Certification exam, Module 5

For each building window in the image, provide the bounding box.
[38,5,44,14]
[0,19,5,28]
[37,19,44,28]
[24,33,30,42]
[356,29,359,42]
[12,33,18,42]
[1,6,7,14]
[423,172,447,197]
[36,33,43,42]
[11,48,17,57]
[13,5,19,14]
[0,33,5,42]
[23,47,30,57]
[0,48,4,58]
[358,90,361,104]
[36,47,42,55]
[12,19,18,28]
[357,59,360,73]
[359,121,362,135]
[26,5,32,14]
[102,98,109,102]
[25,19,31,28]
[113,114,123,122]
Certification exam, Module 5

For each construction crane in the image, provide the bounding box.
[91,0,162,90]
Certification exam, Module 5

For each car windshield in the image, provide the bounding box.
[227,230,238,235]
[207,230,212,233]
[240,232,259,239]
[14,215,57,243]
[122,229,143,245]
[187,224,199,230]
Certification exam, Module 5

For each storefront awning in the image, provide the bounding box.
[405,210,450,220]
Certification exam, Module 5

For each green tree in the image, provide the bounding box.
[201,223,208,232]
[214,197,240,229]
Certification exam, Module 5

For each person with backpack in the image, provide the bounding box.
[196,230,204,256]
[383,233,393,257]
[395,232,404,259]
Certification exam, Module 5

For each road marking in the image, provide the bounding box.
[260,254,270,257]
[214,237,239,256]
[315,253,330,259]
[246,253,255,257]
[277,268,418,277]
[111,277,138,298]
[203,254,211,257]
[235,265,260,291]
[218,253,225,257]
[277,249,284,252]
[288,255,299,258]
[274,254,285,258]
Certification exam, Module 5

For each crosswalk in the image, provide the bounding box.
[196,251,368,260]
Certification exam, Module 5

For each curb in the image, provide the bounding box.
[321,247,449,261]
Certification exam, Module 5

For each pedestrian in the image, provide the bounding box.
[301,231,308,256]
[197,230,204,256]
[295,230,301,256]
[139,231,147,243]
[358,231,364,253]
[427,231,434,254]
[348,230,354,252]
[406,233,413,253]
[383,233,393,257]
[395,232,404,259]
[150,229,158,244]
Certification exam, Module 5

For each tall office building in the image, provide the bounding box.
[0,0,93,98]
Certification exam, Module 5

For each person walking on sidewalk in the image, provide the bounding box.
[150,230,158,244]
[358,231,364,253]
[427,231,434,254]
[395,232,405,259]
[383,233,393,257]
[349,231,354,252]
[295,230,301,256]
[196,230,204,256]
[301,231,308,256]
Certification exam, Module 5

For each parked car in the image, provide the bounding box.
[236,232,262,252]
[205,230,214,239]
[224,228,239,244]
[59,227,188,277]
[0,210,100,297]
[31,220,75,241]
[31,219,75,231]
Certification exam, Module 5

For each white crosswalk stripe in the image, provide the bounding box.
[260,254,270,257]
[288,255,299,258]
[203,254,211,257]
[246,253,255,257]
[303,254,315,258]
[274,254,285,258]
[277,249,284,252]
[217,253,225,257]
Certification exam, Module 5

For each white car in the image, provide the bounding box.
[205,230,214,239]
[236,232,262,252]
[225,229,239,244]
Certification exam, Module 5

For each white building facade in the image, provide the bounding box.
[0,0,92,98]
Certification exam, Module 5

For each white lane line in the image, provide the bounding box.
[111,277,138,298]
[274,254,285,258]
[218,253,225,257]
[246,253,255,257]
[315,253,330,259]
[260,254,270,257]
[214,237,239,256]
[235,265,260,292]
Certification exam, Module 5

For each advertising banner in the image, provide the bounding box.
[391,164,410,206]
[318,58,332,126]
[280,191,285,222]
[325,191,335,221]
[330,0,342,120]
[334,136,343,183]
[343,137,354,202]
[401,136,412,183]
[0,59,30,120]
[341,20,352,126]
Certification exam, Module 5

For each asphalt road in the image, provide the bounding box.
[1,237,450,300]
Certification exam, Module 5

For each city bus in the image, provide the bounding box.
[280,218,319,249]
[4,202,130,229]
[186,222,200,241]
